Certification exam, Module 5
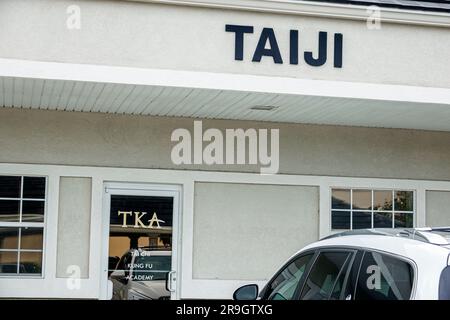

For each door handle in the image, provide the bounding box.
[166,271,176,292]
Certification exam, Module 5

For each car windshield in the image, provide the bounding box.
[131,254,171,281]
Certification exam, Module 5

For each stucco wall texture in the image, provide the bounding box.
[0,108,449,181]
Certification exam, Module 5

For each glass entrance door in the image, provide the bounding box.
[102,183,180,300]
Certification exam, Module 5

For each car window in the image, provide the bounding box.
[354,251,413,300]
[265,253,314,300]
[300,251,352,300]
[439,266,450,300]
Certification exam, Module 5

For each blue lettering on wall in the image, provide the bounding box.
[225,24,343,68]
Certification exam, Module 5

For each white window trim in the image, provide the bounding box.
[0,163,448,299]
[0,175,47,279]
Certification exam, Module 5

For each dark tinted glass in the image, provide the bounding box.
[20,227,44,250]
[19,252,42,274]
[394,213,413,228]
[0,227,19,249]
[0,200,20,222]
[353,211,372,229]
[0,251,18,274]
[373,212,392,228]
[439,266,450,300]
[394,191,413,211]
[332,211,350,229]
[355,252,413,300]
[22,201,45,223]
[332,190,351,209]
[266,254,313,300]
[0,176,21,198]
[300,252,350,300]
[23,177,46,199]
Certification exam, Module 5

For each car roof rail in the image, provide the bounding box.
[135,246,172,250]
[321,228,450,245]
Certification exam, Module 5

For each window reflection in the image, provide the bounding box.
[18,252,42,274]
[374,191,393,211]
[0,176,21,198]
[22,201,45,223]
[0,251,18,274]
[353,211,371,229]
[0,227,19,250]
[352,190,371,210]
[331,211,350,229]
[332,190,351,210]
[0,200,20,222]
[20,228,43,250]
[331,188,414,230]
[394,191,413,211]
[374,212,393,228]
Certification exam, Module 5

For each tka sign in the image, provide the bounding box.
[225,24,343,68]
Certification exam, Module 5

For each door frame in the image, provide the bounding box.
[100,182,182,300]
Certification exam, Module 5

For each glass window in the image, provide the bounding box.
[0,176,21,198]
[332,190,351,210]
[354,251,413,300]
[394,191,413,211]
[352,190,371,210]
[132,254,171,281]
[374,212,392,228]
[331,189,414,230]
[265,254,313,300]
[22,177,46,199]
[300,251,351,300]
[0,176,46,276]
[331,211,350,230]
[353,211,371,229]
[0,200,20,222]
[374,191,393,211]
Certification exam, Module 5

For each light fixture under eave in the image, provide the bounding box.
[250,105,278,111]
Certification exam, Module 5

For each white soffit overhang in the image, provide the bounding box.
[0,58,449,132]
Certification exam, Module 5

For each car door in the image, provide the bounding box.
[260,251,316,300]
[297,249,356,300]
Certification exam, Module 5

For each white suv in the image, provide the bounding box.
[233,228,450,300]
[110,247,171,300]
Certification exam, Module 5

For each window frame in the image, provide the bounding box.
[330,187,416,231]
[0,175,47,278]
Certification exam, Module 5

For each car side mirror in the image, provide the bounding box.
[233,284,259,300]
[110,269,128,284]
